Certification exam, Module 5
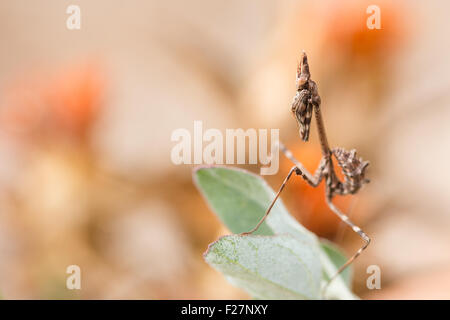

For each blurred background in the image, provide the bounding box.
[0,0,449,299]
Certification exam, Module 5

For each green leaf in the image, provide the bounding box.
[194,166,318,244]
[204,234,322,299]
[319,248,358,300]
[320,240,352,288]
[194,166,275,235]
[194,166,357,300]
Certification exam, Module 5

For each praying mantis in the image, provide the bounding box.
[242,51,371,290]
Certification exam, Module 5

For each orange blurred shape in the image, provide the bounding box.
[0,60,106,140]
[281,141,355,238]
[46,62,106,137]
[323,0,406,61]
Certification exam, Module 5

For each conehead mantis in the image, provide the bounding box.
[242,52,371,292]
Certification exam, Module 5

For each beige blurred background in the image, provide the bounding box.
[0,0,449,299]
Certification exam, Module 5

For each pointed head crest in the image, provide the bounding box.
[292,51,314,141]
[296,51,311,90]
